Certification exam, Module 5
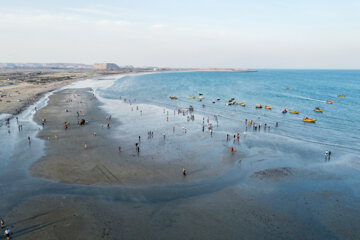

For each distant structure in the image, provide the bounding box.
[93,63,121,70]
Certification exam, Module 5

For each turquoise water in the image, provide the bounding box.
[100,70,360,153]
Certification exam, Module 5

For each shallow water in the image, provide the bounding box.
[100,70,360,152]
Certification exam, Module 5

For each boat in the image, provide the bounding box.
[234,102,243,105]
[338,95,345,97]
[240,103,245,107]
[189,96,196,99]
[231,97,235,100]
[199,93,203,96]
[199,96,204,99]
[282,108,287,113]
[212,101,215,104]
[314,107,323,113]
[286,88,290,90]
[216,98,220,101]
[256,105,262,109]
[169,96,177,100]
[228,99,233,102]
[289,110,299,114]
[303,117,316,123]
[265,105,272,110]
[327,100,333,104]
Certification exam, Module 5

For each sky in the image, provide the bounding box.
[0,0,360,69]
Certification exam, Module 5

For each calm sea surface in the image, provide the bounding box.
[99,70,360,153]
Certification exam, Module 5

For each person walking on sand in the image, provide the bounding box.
[182,168,187,176]
[4,228,11,240]
[84,143,88,150]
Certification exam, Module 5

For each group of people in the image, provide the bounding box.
[244,119,277,132]
[325,150,332,161]
[1,218,12,240]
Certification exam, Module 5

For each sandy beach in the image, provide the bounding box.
[30,88,242,186]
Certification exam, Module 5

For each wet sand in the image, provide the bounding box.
[30,88,242,186]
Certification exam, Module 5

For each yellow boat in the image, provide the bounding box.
[265,105,272,110]
[289,110,299,114]
[303,118,316,123]
[240,103,245,107]
[338,95,345,98]
[199,96,204,99]
[314,108,323,113]
[189,96,196,99]
[234,102,243,105]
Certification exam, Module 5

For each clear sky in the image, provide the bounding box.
[1,0,360,68]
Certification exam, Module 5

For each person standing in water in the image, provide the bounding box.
[182,168,186,176]
[27,136,31,144]
[324,150,329,161]
[328,151,331,160]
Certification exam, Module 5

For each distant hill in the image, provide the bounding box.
[0,63,92,70]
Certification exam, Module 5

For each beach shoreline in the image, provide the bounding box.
[29,86,243,186]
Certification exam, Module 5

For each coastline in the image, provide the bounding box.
[1,72,360,239]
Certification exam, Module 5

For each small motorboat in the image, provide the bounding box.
[303,117,316,123]
[289,110,299,114]
[199,93,203,96]
[228,99,233,102]
[265,105,272,110]
[234,102,243,105]
[189,96,196,99]
[169,96,177,100]
[327,100,333,104]
[314,107,323,113]
[199,96,204,99]
[256,105,262,109]
[282,108,287,113]
[212,100,215,104]
[338,95,345,98]
[216,98,220,101]
[240,103,245,107]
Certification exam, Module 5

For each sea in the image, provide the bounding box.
[99,70,360,153]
